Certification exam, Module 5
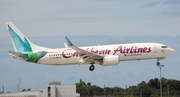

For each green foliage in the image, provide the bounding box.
[76,78,180,97]
[76,79,94,97]
[126,78,180,97]
[150,93,159,97]
[21,88,31,91]
[27,88,31,91]
[21,89,26,91]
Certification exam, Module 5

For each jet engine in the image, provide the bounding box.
[102,55,119,66]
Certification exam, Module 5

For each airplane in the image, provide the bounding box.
[6,22,174,71]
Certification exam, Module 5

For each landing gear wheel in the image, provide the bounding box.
[157,62,160,66]
[89,65,95,71]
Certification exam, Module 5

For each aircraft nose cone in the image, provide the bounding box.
[169,48,174,54]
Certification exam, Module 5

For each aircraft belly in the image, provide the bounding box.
[37,56,79,65]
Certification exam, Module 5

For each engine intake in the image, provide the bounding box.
[102,55,119,66]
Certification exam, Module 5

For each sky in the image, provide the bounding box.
[0,0,180,92]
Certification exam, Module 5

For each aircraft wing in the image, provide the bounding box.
[65,36,103,64]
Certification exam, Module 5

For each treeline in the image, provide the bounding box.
[76,78,180,97]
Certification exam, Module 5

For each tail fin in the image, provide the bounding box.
[6,22,50,52]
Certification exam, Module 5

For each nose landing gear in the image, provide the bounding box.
[157,61,160,66]
[156,58,163,66]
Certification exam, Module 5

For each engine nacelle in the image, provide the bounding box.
[102,55,119,66]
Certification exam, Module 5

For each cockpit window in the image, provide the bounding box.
[161,46,167,48]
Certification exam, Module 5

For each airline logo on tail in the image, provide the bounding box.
[7,25,32,52]
[6,22,47,63]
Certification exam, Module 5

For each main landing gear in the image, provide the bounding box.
[89,64,95,71]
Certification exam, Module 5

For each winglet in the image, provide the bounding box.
[65,36,74,46]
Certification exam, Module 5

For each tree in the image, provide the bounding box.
[92,85,104,95]
[150,93,159,97]
[21,89,26,91]
[75,78,180,97]
[87,82,94,97]
[148,78,159,89]
[76,79,87,96]
[27,88,31,91]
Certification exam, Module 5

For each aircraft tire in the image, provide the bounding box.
[157,62,160,66]
[89,65,95,71]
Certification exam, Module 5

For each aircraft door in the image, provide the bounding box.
[153,47,157,53]
[161,47,166,54]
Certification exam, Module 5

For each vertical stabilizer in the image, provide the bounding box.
[6,22,50,52]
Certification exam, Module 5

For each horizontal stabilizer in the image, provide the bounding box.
[7,50,27,57]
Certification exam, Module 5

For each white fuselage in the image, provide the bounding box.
[6,22,175,71]
[37,43,174,66]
